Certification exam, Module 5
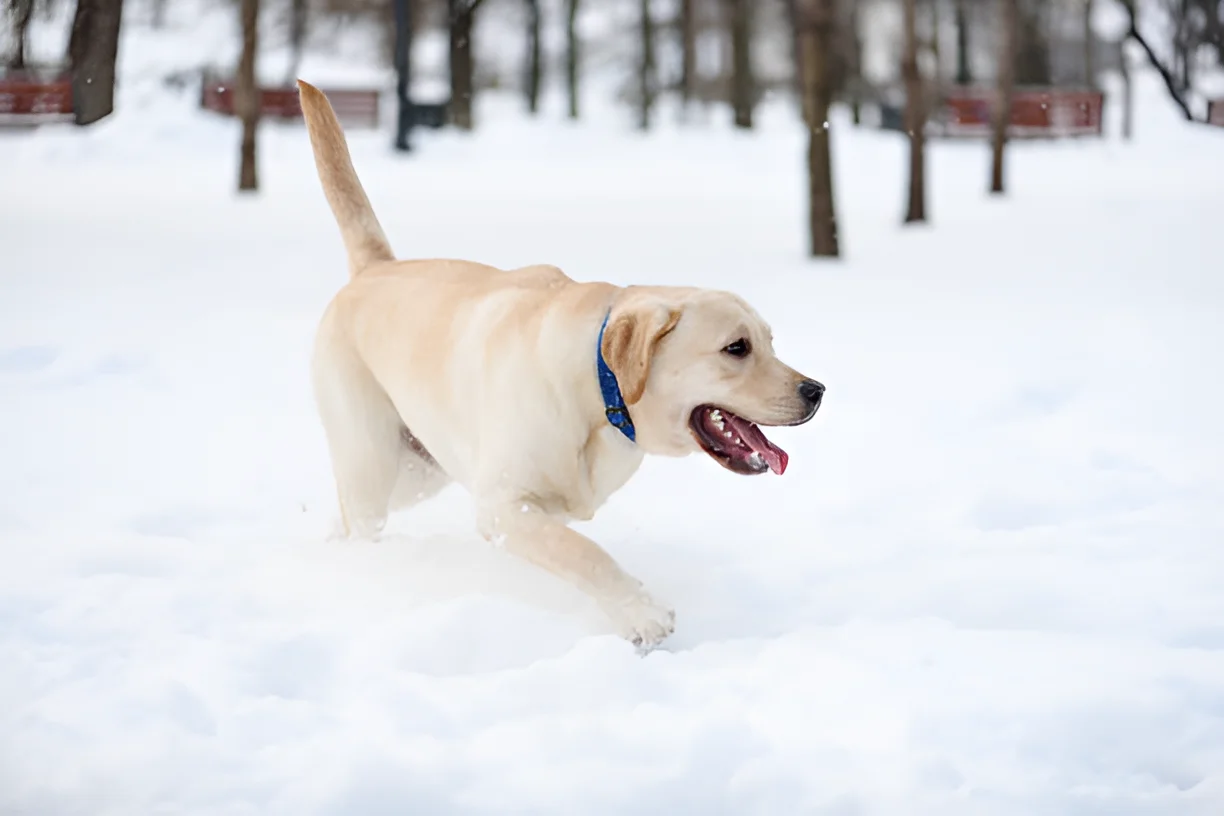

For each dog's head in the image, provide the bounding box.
[601,286,823,475]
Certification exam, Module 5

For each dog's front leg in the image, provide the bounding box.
[480,502,675,650]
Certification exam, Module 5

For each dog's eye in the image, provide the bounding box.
[722,339,751,358]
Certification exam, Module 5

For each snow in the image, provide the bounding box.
[4,5,1224,814]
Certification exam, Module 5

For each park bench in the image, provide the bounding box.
[1209,100,1224,128]
[0,66,73,127]
[932,86,1105,139]
[200,73,381,129]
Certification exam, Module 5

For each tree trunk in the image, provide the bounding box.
[954,0,971,83]
[394,0,414,151]
[286,0,307,85]
[679,0,695,111]
[638,0,655,130]
[926,0,941,80]
[1176,0,1193,92]
[1208,0,1224,65]
[903,0,926,223]
[786,0,801,100]
[1015,0,1049,85]
[151,0,166,29]
[236,0,259,192]
[9,0,35,70]
[566,0,580,119]
[1119,40,1132,139]
[524,0,541,114]
[727,0,753,128]
[847,0,863,124]
[798,0,839,258]
[1083,0,1095,87]
[68,1,87,65]
[67,0,125,126]
[448,0,482,131]
[990,0,1017,195]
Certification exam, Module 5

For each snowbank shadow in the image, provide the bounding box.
[0,345,58,372]
[0,345,153,389]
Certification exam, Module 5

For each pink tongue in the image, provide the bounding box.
[726,414,789,475]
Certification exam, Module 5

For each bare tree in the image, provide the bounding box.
[638,0,656,130]
[151,0,166,28]
[925,0,941,77]
[7,0,35,69]
[903,0,927,222]
[726,0,754,128]
[1119,39,1132,139]
[990,0,1017,194]
[1083,0,1095,86]
[236,0,259,191]
[448,0,484,130]
[524,0,541,114]
[785,0,801,98]
[845,0,864,124]
[1169,0,1195,89]
[286,0,307,85]
[679,0,695,111]
[393,0,414,151]
[797,0,839,258]
[1015,0,1050,84]
[1139,0,1222,93]
[566,0,579,118]
[1120,0,1195,121]
[67,0,125,125]
[954,0,972,83]
[1205,0,1224,64]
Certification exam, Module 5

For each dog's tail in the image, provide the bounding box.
[297,80,394,278]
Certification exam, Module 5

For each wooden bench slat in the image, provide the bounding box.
[0,79,74,119]
[937,87,1105,138]
[200,79,380,128]
[1209,100,1224,128]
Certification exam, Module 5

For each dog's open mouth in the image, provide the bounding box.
[689,406,789,475]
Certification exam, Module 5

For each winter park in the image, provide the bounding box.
[2,0,1224,812]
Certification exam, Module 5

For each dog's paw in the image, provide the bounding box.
[329,511,386,542]
[604,589,675,653]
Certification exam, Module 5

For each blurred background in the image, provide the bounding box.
[4,0,1221,245]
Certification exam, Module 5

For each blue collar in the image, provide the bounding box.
[597,313,636,442]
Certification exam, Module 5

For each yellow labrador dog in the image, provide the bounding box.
[297,81,824,649]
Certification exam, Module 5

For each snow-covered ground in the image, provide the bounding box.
[4,5,1224,813]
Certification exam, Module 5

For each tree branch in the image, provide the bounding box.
[1120,0,1197,121]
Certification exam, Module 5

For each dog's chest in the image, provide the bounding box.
[569,428,643,520]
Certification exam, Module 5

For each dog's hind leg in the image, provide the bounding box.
[312,338,401,538]
[388,426,451,511]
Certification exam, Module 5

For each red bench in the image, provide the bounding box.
[0,71,73,127]
[1209,100,1224,128]
[933,86,1105,139]
[200,76,380,129]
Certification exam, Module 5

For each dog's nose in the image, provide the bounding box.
[798,379,825,405]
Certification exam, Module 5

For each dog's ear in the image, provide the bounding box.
[602,304,681,405]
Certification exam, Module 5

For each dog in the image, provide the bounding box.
[297,81,824,649]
